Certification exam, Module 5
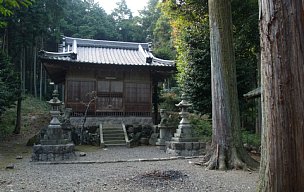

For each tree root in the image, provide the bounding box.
[198,144,258,171]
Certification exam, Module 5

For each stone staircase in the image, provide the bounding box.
[100,122,126,146]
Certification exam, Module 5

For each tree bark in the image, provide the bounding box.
[205,0,258,170]
[39,59,43,100]
[258,0,304,191]
[39,36,44,100]
[33,44,37,97]
[22,47,26,93]
[13,91,22,134]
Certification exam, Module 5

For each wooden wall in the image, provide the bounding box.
[65,67,152,117]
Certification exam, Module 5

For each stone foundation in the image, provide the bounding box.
[165,141,206,156]
[156,126,176,150]
[70,117,153,127]
[32,144,76,161]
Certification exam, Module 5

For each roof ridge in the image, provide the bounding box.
[38,50,77,60]
[152,57,175,65]
[64,36,149,50]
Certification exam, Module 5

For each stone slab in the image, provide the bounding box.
[32,144,76,161]
[165,141,206,156]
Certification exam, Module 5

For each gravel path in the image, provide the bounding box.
[0,146,258,192]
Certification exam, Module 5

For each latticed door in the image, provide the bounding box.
[96,80,123,111]
[66,80,96,113]
[124,82,151,116]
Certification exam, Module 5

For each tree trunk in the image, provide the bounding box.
[205,0,258,170]
[39,36,44,100]
[33,44,37,97]
[44,67,47,96]
[20,47,24,93]
[22,47,26,93]
[39,62,42,100]
[256,54,261,135]
[29,46,33,94]
[258,0,304,191]
[13,91,22,134]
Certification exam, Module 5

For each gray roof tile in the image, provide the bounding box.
[39,36,175,68]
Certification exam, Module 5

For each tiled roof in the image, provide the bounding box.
[39,36,175,68]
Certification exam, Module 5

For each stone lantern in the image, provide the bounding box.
[165,94,205,156]
[40,90,65,144]
[32,89,76,161]
[171,94,193,142]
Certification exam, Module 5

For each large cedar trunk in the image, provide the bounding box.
[258,0,304,191]
[205,0,258,170]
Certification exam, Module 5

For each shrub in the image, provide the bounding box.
[0,51,20,117]
[190,114,212,142]
[159,87,181,112]
[242,130,261,150]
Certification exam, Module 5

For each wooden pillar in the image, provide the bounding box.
[152,80,159,125]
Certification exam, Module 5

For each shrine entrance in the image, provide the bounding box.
[96,80,123,113]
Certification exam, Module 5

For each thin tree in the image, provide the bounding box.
[258,0,304,191]
[80,91,97,144]
[204,0,258,170]
[13,89,22,134]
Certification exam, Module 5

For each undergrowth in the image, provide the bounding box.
[242,130,261,150]
[0,95,49,138]
[190,114,212,142]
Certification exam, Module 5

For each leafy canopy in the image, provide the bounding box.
[0,0,32,26]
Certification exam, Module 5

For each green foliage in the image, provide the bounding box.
[21,94,49,114]
[190,114,212,142]
[59,0,147,42]
[242,130,261,149]
[153,45,175,60]
[0,95,49,138]
[160,0,211,114]
[60,0,119,40]
[0,51,20,117]
[159,88,180,112]
[139,0,160,40]
[152,12,175,60]
[109,0,147,42]
[161,0,260,125]
[111,0,132,21]
[0,107,16,137]
[166,112,180,128]
[0,0,32,27]
[139,0,175,59]
[165,112,212,142]
[232,0,260,129]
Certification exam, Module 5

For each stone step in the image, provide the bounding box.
[103,135,124,140]
[104,140,126,145]
[103,129,122,132]
[103,125,123,128]
[101,123,126,146]
[105,143,126,146]
[102,124,122,128]
[103,128,123,131]
[103,133,125,137]
[104,136,125,140]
